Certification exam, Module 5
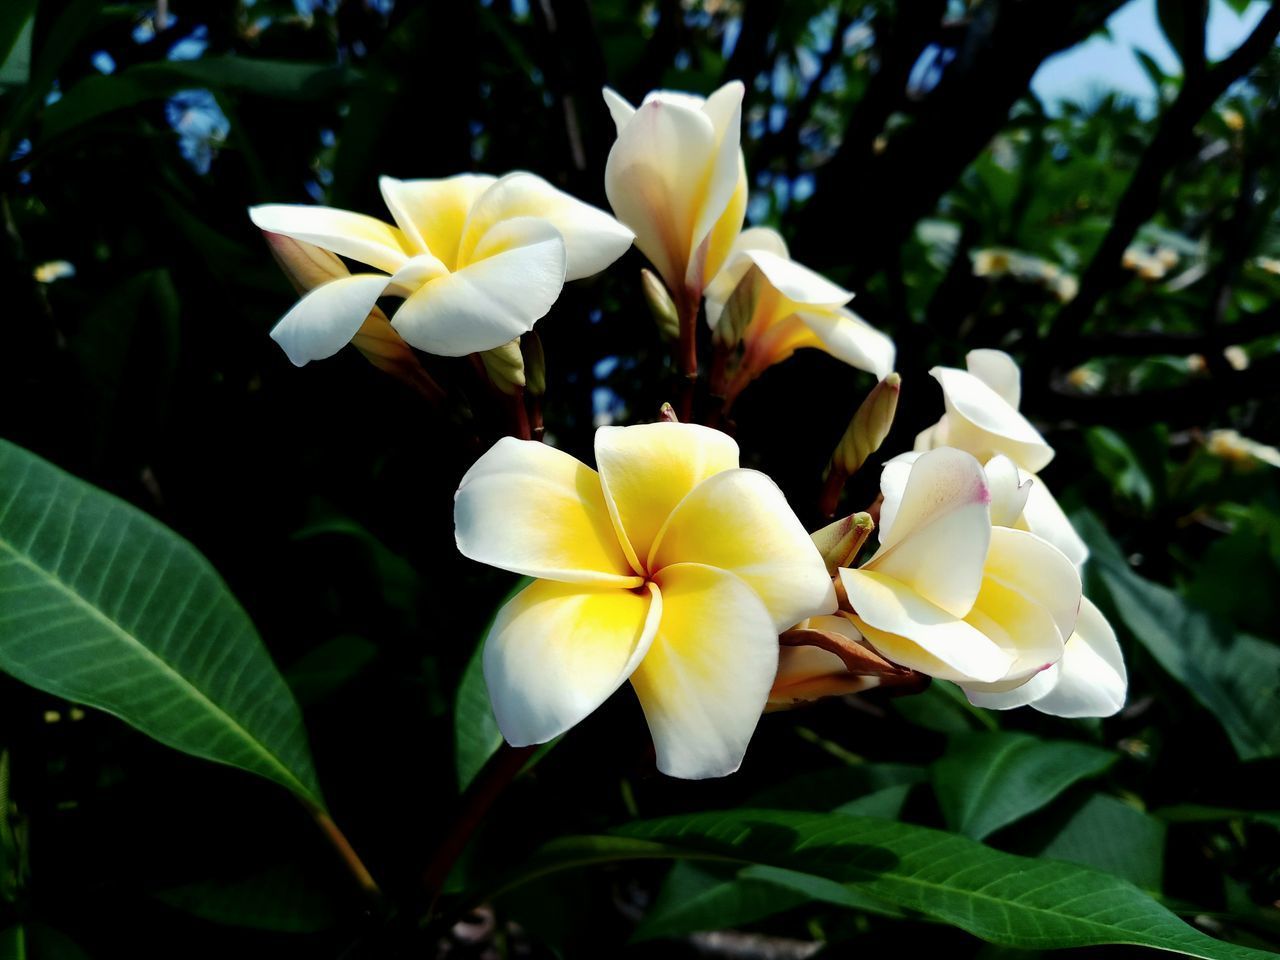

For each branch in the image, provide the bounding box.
[1046,2,1280,345]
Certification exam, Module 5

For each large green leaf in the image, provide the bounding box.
[480,810,1278,959]
[1036,794,1166,891]
[0,438,323,806]
[932,731,1117,840]
[1078,512,1280,761]
[154,863,345,933]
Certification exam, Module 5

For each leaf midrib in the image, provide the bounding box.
[0,530,317,806]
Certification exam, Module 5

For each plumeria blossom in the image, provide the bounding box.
[704,227,895,400]
[454,423,836,778]
[840,448,1125,717]
[602,82,747,305]
[916,348,1087,568]
[249,172,633,366]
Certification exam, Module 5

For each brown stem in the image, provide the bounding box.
[421,743,536,913]
[303,800,383,906]
[511,386,532,441]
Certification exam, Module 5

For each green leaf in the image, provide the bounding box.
[932,732,1118,840]
[40,58,358,144]
[0,438,324,807]
[1036,795,1166,891]
[1078,512,1280,761]
[631,861,811,942]
[0,0,34,90]
[285,634,377,706]
[454,578,529,792]
[0,924,88,960]
[153,863,345,933]
[894,680,997,733]
[488,810,1280,958]
[1153,806,1280,830]
[747,763,927,811]
[1086,427,1157,512]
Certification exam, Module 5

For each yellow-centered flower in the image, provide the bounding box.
[250,172,632,365]
[454,423,836,778]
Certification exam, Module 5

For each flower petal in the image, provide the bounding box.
[690,81,746,285]
[455,437,641,586]
[965,661,1060,712]
[984,455,1032,528]
[269,274,391,367]
[649,468,836,631]
[931,366,1054,472]
[960,573,1066,692]
[377,174,496,269]
[391,218,567,357]
[631,563,778,778]
[248,204,410,275]
[965,348,1021,407]
[1028,596,1127,718]
[457,172,633,281]
[594,422,739,572]
[484,579,660,746]
[841,569,1014,683]
[602,86,636,134]
[1018,471,1090,569]
[875,451,921,543]
[864,447,991,618]
[701,158,749,286]
[743,249,852,307]
[796,307,895,379]
[604,95,717,293]
[982,526,1081,644]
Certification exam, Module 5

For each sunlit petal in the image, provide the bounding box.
[931,366,1054,472]
[965,348,1021,407]
[377,174,496,269]
[594,422,739,571]
[631,563,778,779]
[1019,471,1090,569]
[796,307,896,379]
[269,274,391,367]
[984,455,1032,528]
[455,437,641,586]
[1028,596,1127,718]
[248,203,410,275]
[982,526,1081,644]
[392,218,567,356]
[602,86,636,134]
[650,468,836,630]
[485,580,660,746]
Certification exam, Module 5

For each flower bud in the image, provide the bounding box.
[262,231,346,294]
[658,401,679,423]
[521,332,546,397]
[810,512,875,577]
[641,268,680,342]
[480,338,526,395]
[829,373,900,477]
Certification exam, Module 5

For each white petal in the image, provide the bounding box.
[984,526,1081,643]
[602,87,636,134]
[269,274,391,366]
[702,226,789,331]
[841,569,1014,683]
[914,416,950,452]
[965,348,1021,407]
[1029,596,1127,718]
[377,174,496,268]
[865,448,991,618]
[248,204,410,275]
[966,663,1061,711]
[604,94,716,292]
[392,218,567,357]
[457,172,633,281]
[984,455,1032,528]
[733,226,790,259]
[689,81,746,284]
[484,580,660,746]
[742,249,852,306]
[594,422,739,572]
[1019,471,1090,570]
[960,573,1066,691]
[631,563,779,779]
[931,366,1054,472]
[455,437,641,586]
[649,468,837,631]
[875,451,923,545]
[796,307,895,379]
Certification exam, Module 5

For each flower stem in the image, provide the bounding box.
[421,743,536,914]
[676,291,700,422]
[302,799,384,907]
[818,465,848,518]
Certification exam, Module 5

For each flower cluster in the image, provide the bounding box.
[254,82,1127,781]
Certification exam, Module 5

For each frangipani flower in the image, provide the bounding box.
[705,228,895,401]
[843,448,1125,717]
[454,423,836,778]
[839,448,1085,705]
[250,171,633,366]
[602,82,747,305]
[917,349,1087,568]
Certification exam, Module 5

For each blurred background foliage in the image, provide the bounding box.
[1,0,1279,957]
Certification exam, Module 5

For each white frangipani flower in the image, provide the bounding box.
[250,171,633,366]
